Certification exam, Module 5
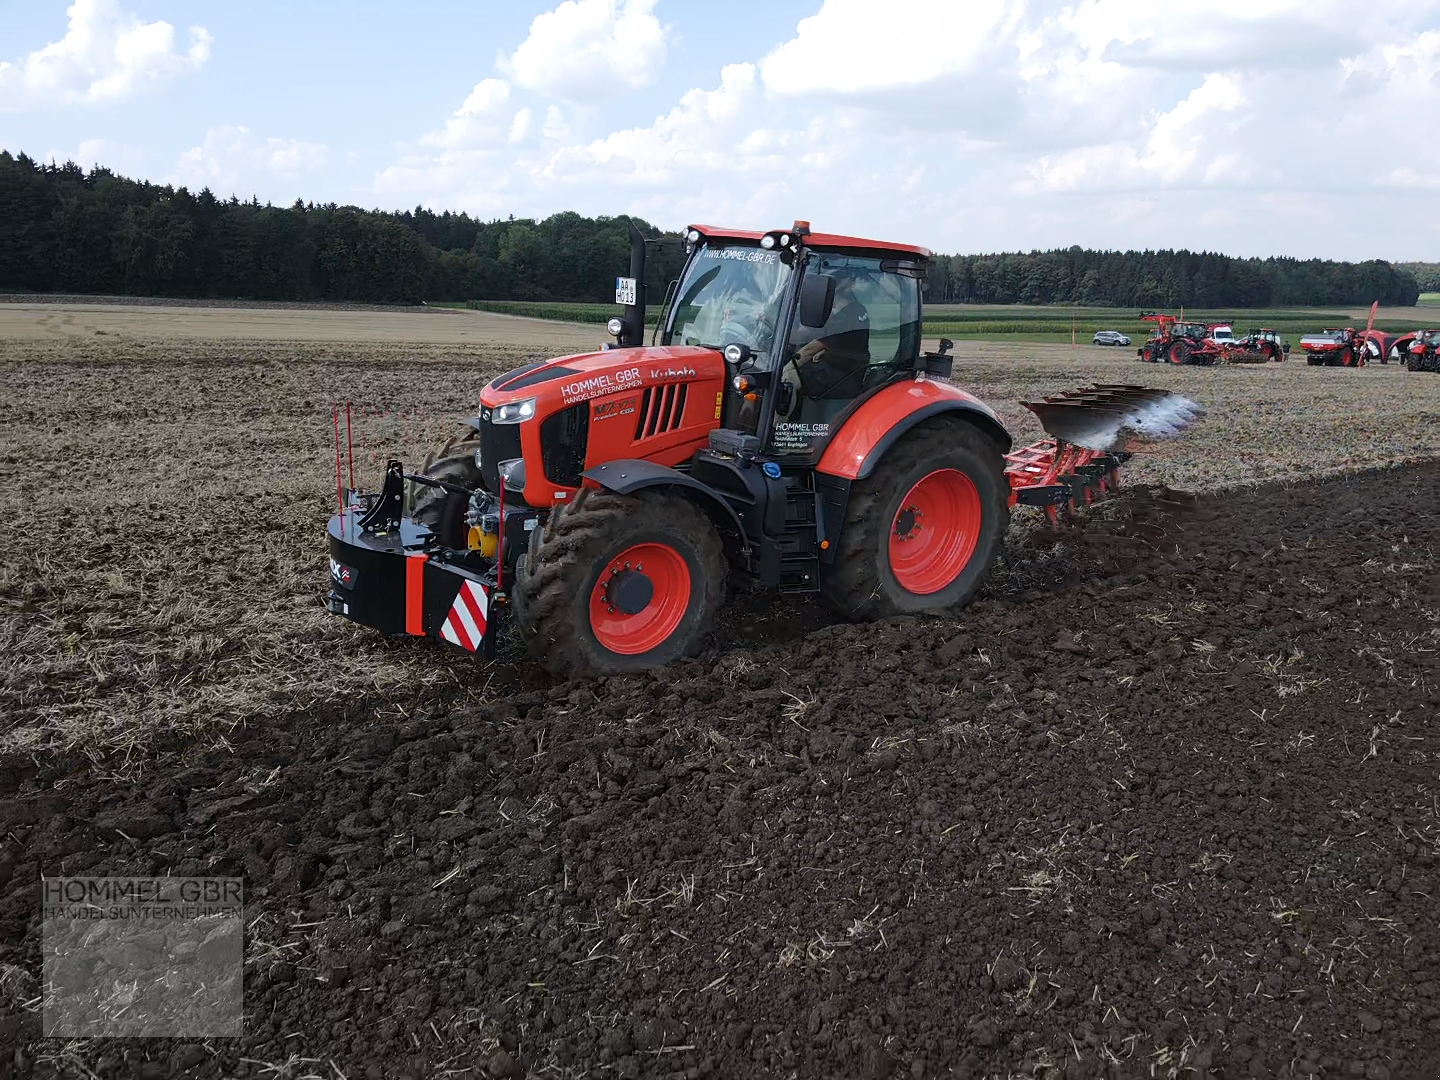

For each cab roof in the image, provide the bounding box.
[689,224,931,260]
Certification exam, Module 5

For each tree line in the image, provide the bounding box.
[1398,262,1440,293]
[0,151,1422,308]
[923,250,1419,308]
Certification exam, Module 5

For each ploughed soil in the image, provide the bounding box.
[3,463,1438,1079]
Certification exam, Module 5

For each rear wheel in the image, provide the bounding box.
[822,419,1008,621]
[1338,347,1356,368]
[1168,340,1192,365]
[512,489,726,676]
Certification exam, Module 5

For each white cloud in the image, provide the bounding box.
[377,0,1440,260]
[171,126,327,199]
[497,0,666,102]
[0,0,211,111]
[420,78,512,150]
[760,0,1021,94]
[43,136,143,175]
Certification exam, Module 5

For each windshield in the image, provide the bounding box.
[665,243,792,359]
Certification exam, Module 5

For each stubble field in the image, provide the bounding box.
[1,302,1438,1079]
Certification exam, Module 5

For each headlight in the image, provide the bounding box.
[760,234,777,250]
[473,446,484,469]
[607,317,625,336]
[491,398,536,424]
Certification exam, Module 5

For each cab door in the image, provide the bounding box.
[767,255,922,459]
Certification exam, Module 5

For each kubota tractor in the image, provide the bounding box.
[1406,329,1440,373]
[327,222,1200,676]
[1234,329,1289,362]
[1135,313,1220,365]
[1299,303,1390,367]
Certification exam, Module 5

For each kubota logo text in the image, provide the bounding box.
[648,366,697,381]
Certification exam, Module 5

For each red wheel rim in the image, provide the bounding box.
[889,469,983,595]
[588,543,691,655]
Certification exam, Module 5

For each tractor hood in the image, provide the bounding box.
[480,345,725,408]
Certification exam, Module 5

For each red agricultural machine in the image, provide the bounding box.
[1234,329,1289,362]
[326,221,1201,675]
[1135,313,1277,365]
[1299,302,1391,367]
[1406,329,1440,373]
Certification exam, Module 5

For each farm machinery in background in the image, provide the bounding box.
[1136,313,1285,365]
[326,221,1202,676]
[1298,302,1393,367]
[1405,329,1440,372]
[1235,328,1290,361]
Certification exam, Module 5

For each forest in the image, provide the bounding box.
[0,152,1422,308]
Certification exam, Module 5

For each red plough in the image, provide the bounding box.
[1005,384,1202,524]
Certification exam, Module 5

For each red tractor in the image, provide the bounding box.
[1299,302,1390,366]
[327,222,1200,676]
[1406,329,1440,373]
[1233,328,1289,362]
[1135,313,1223,365]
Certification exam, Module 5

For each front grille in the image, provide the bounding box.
[633,383,688,440]
[540,403,589,487]
[478,412,522,493]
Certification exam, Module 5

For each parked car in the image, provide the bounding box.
[1207,325,1237,346]
[1093,330,1132,346]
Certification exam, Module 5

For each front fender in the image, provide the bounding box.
[582,459,749,551]
[816,377,1011,481]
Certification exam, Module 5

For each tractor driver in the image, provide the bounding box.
[792,271,871,399]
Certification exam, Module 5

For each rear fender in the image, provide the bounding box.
[581,459,749,554]
[815,378,1011,482]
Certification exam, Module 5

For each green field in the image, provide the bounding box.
[1420,292,1440,307]
[448,299,1432,343]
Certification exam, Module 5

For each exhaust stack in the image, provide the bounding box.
[618,220,647,348]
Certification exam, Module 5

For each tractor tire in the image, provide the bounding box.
[1406,353,1421,372]
[821,418,1008,622]
[1168,341,1192,365]
[511,488,726,677]
[411,434,482,549]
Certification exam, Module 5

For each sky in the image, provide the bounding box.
[1,0,1437,261]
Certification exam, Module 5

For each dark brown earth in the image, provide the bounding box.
[3,464,1438,1080]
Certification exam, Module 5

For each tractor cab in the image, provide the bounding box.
[664,225,927,458]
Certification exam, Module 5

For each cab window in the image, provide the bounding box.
[769,255,921,457]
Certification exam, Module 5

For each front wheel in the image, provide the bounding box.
[512,489,726,676]
[822,419,1008,621]
[411,431,482,549]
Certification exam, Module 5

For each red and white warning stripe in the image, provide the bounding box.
[439,580,489,652]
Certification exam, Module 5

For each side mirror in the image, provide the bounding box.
[798,274,836,328]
